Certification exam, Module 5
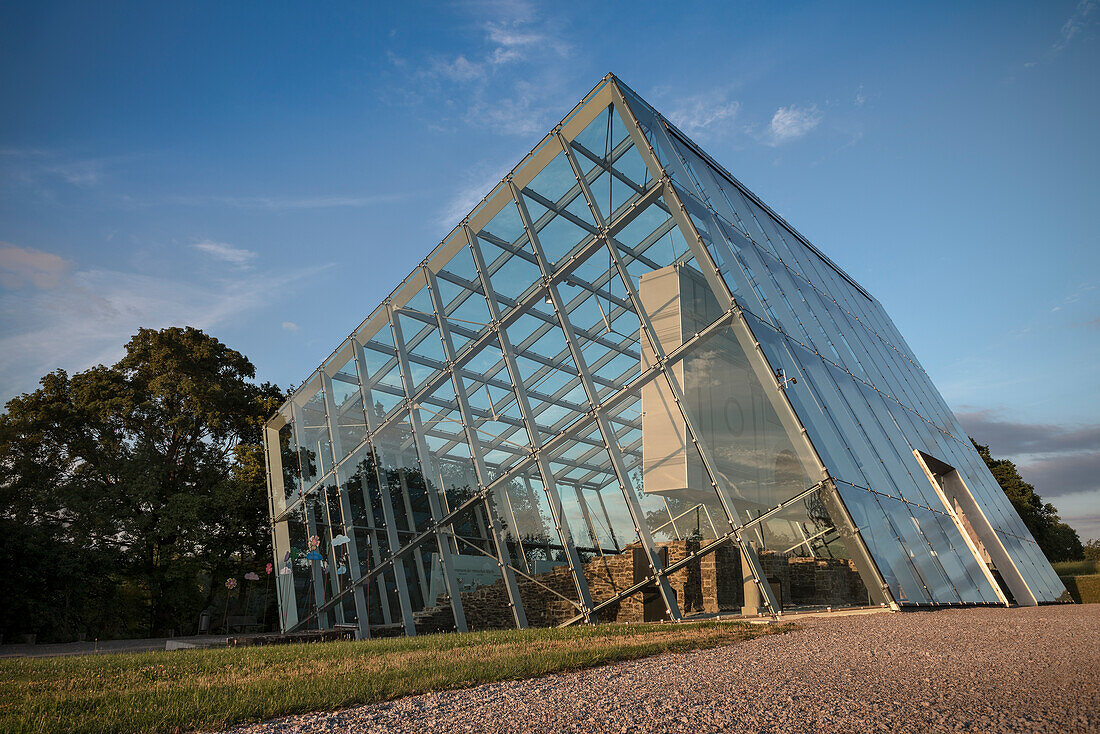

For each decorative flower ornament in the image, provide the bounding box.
[266,563,273,575]
[225,578,238,590]
[308,535,321,550]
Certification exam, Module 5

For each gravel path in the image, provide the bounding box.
[224,605,1100,734]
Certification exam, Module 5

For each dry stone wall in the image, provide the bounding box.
[413,540,868,633]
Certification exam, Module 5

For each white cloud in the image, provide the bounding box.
[0,148,111,189]
[668,94,740,136]
[0,243,72,289]
[166,193,404,210]
[767,104,823,145]
[436,159,512,231]
[389,0,573,137]
[0,243,329,403]
[485,21,569,64]
[465,79,559,135]
[432,55,486,82]
[855,84,867,108]
[282,321,300,332]
[1022,0,1097,68]
[193,240,257,267]
[1054,0,1097,52]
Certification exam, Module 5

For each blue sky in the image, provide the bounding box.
[1,1,1097,539]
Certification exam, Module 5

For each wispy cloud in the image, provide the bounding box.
[1053,0,1097,52]
[165,193,405,210]
[854,84,867,108]
[430,54,486,82]
[386,0,574,136]
[281,321,300,332]
[766,104,823,145]
[0,242,329,404]
[667,93,741,136]
[0,243,72,289]
[0,148,113,193]
[485,18,570,63]
[193,240,257,267]
[436,159,512,232]
[1023,0,1097,68]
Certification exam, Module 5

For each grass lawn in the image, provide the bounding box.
[0,620,788,734]
[1053,559,1100,577]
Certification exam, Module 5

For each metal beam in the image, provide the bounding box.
[423,265,529,628]
[510,175,683,621]
[465,223,596,620]
[389,303,469,632]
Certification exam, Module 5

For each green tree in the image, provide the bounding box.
[1083,539,1100,563]
[972,441,1084,563]
[0,327,283,640]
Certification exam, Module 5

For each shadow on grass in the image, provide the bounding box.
[0,620,791,734]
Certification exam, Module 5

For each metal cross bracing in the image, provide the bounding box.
[615,77,1062,603]
[280,302,777,628]
[266,74,1066,637]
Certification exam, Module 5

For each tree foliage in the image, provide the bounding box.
[1083,539,1100,563]
[0,327,283,641]
[972,440,1084,563]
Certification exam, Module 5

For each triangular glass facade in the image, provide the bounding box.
[264,75,1067,637]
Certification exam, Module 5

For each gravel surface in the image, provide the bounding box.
[223,605,1099,734]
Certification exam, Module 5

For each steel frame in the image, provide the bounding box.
[265,74,1060,637]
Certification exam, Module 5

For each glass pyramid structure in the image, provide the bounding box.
[263,74,1067,636]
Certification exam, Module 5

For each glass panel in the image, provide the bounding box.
[487,467,582,627]
[460,356,530,472]
[751,488,872,611]
[293,378,330,487]
[884,495,960,604]
[277,419,302,509]
[545,421,669,623]
[836,483,930,605]
[434,247,493,357]
[476,202,543,318]
[604,388,732,542]
[432,501,513,631]
[360,323,406,422]
[928,511,1000,604]
[616,86,700,200]
[505,300,589,442]
[328,351,367,462]
[643,275,820,521]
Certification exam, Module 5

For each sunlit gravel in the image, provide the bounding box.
[223,605,1099,734]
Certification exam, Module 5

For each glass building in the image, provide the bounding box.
[263,74,1067,637]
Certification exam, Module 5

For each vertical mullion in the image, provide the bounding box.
[388,302,469,633]
[352,339,417,635]
[606,88,787,615]
[264,424,299,632]
[509,177,683,621]
[423,266,529,628]
[302,498,330,629]
[611,80,896,612]
[320,372,372,634]
[465,223,595,620]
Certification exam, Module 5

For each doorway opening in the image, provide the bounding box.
[914,451,1016,604]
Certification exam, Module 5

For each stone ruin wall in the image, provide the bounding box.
[415,539,868,634]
